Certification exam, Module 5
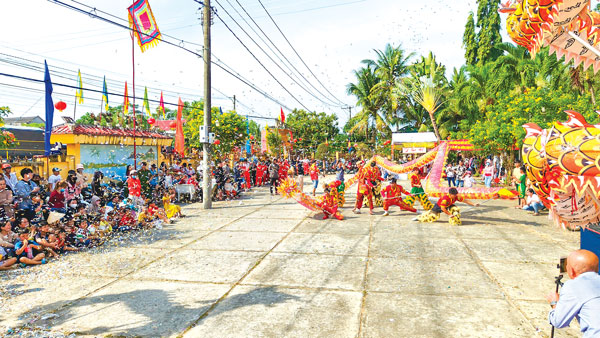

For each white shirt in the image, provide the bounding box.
[525,194,541,206]
[48,174,62,190]
[3,172,17,191]
[464,176,474,188]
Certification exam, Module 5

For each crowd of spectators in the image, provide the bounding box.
[0,161,183,270]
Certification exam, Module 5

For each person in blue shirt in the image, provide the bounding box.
[14,229,46,266]
[547,249,600,337]
[13,168,39,220]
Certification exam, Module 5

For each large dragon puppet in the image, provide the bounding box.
[279,141,516,218]
[500,0,600,72]
[522,111,600,229]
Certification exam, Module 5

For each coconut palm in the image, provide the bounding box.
[346,66,385,140]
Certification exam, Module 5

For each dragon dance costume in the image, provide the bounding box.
[354,164,382,212]
[403,171,433,210]
[418,194,462,225]
[381,183,416,213]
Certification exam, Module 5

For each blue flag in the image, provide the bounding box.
[44,60,54,156]
[246,115,251,156]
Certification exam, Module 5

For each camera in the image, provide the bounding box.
[558,256,567,274]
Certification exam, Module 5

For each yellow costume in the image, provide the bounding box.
[163,195,181,218]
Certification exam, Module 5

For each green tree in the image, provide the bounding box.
[315,142,330,160]
[463,12,478,65]
[285,109,339,149]
[266,130,283,157]
[183,101,249,155]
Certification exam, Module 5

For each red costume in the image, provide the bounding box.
[381,184,416,212]
[355,165,382,211]
[127,177,142,197]
[321,192,343,220]
[256,164,265,186]
[241,162,251,189]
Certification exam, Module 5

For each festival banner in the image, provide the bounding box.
[143,86,151,116]
[127,0,162,53]
[159,91,165,119]
[123,82,129,115]
[44,60,54,156]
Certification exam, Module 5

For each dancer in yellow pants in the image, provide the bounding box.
[418,188,479,225]
[403,168,433,210]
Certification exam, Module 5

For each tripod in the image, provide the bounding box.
[550,274,564,338]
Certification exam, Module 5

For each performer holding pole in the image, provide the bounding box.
[353,161,383,215]
[382,178,416,216]
[417,187,479,225]
[404,167,433,211]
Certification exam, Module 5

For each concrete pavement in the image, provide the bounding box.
[1,178,582,337]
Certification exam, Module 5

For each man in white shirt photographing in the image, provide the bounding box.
[547,249,600,337]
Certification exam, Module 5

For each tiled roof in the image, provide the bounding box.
[52,124,171,139]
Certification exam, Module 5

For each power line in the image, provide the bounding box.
[43,0,296,111]
[231,0,344,107]
[212,0,312,112]
[218,0,342,107]
[257,0,347,106]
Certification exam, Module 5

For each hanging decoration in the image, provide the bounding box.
[127,0,162,53]
[54,101,67,112]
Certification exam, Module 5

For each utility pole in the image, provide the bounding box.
[233,95,236,111]
[202,0,212,209]
[346,106,352,120]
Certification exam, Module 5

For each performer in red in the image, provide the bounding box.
[381,178,416,216]
[403,167,434,210]
[321,186,343,220]
[309,161,321,196]
[352,161,382,215]
[256,162,265,186]
[241,160,251,190]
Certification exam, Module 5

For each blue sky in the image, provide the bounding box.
[1,0,486,127]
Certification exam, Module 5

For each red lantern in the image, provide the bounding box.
[169,121,176,129]
[249,135,254,140]
[354,143,358,147]
[54,101,67,112]
[383,140,391,146]
[214,139,220,145]
[298,138,303,142]
[147,117,156,125]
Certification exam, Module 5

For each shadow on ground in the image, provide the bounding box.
[21,286,299,337]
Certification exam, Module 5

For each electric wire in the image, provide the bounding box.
[231,0,343,107]
[44,0,296,111]
[257,0,347,106]
[218,0,340,107]
[212,0,313,112]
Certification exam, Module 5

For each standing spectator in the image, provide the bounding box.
[91,171,104,198]
[296,159,305,191]
[446,164,456,187]
[0,179,14,219]
[127,170,143,206]
[482,160,494,188]
[455,161,466,187]
[309,160,321,197]
[47,167,62,190]
[512,161,523,206]
[269,160,279,195]
[2,163,18,192]
[14,168,39,220]
[138,162,151,198]
[75,164,88,188]
[64,173,80,202]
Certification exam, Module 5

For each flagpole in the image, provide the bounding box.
[73,95,77,121]
[131,3,137,170]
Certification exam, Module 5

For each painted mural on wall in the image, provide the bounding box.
[80,144,157,180]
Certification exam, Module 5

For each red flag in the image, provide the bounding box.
[174,97,185,156]
[159,91,165,119]
[280,107,285,124]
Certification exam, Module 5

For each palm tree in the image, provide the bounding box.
[362,44,414,122]
[346,66,386,141]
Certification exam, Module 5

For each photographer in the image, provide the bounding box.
[547,249,600,336]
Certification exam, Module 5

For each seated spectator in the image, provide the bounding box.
[0,246,17,270]
[14,168,39,220]
[0,178,13,219]
[522,188,544,216]
[49,181,67,213]
[14,228,46,266]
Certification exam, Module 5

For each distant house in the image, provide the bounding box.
[4,116,45,126]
